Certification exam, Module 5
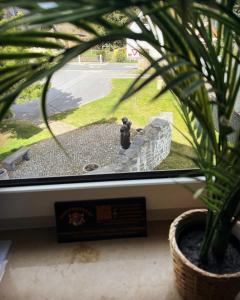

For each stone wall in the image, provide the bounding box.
[89,112,172,174]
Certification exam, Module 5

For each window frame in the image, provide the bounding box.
[0,169,202,188]
[0,173,204,230]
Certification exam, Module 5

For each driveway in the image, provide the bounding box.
[12,63,138,124]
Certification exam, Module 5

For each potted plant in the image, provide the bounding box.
[0,1,239,299]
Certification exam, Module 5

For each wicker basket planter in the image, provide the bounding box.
[169,209,240,300]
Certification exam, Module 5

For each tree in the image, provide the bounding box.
[92,9,140,49]
[0,11,60,107]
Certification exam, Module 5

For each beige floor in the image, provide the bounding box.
[0,222,181,300]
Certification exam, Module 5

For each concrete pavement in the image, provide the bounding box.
[62,62,137,71]
[12,63,139,124]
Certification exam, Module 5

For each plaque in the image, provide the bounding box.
[55,197,147,242]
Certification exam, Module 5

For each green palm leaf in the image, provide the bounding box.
[0,0,239,262]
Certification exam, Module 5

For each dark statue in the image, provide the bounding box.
[120,117,132,149]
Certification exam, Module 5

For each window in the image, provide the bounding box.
[0,3,206,229]
[0,60,197,182]
[0,16,198,185]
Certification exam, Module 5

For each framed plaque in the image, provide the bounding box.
[55,197,147,242]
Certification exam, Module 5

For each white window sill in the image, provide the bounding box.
[0,177,204,229]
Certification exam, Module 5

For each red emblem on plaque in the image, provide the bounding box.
[69,212,85,226]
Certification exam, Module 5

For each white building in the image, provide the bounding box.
[126,12,163,61]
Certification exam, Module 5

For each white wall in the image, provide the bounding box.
[126,15,163,60]
[0,178,204,229]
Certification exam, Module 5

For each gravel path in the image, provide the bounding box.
[39,121,76,135]
[8,123,121,179]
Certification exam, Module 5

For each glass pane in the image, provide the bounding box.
[0,13,197,181]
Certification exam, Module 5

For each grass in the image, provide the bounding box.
[0,78,191,167]
[156,142,197,170]
[0,120,50,160]
[52,78,189,145]
[1,119,43,138]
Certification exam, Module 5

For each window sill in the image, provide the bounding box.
[0,177,204,229]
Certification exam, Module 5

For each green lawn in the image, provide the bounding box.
[52,78,189,145]
[0,78,191,165]
[156,141,197,170]
[0,120,50,160]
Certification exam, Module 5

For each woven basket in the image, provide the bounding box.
[169,209,240,300]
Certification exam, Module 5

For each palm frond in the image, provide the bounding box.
[0,0,240,261]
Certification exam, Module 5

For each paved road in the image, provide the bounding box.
[12,63,138,124]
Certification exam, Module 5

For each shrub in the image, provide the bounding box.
[3,109,13,120]
[16,82,44,104]
[113,48,127,62]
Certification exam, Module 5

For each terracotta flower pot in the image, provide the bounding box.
[169,209,240,300]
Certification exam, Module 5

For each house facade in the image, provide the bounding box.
[126,13,163,61]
